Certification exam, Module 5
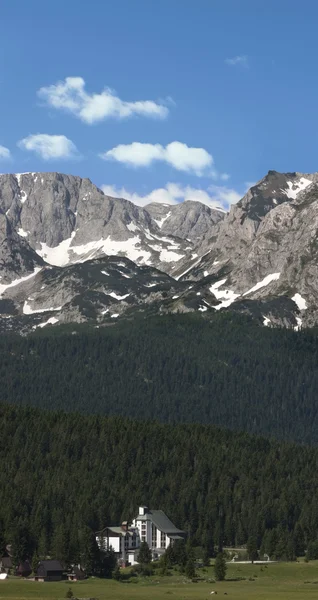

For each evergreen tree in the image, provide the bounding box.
[100,548,117,578]
[306,540,318,561]
[79,527,99,575]
[31,552,39,575]
[214,553,227,581]
[51,524,68,565]
[247,535,258,563]
[112,564,121,580]
[202,529,215,559]
[172,540,187,572]
[38,529,49,559]
[202,547,210,567]
[164,545,174,568]
[293,523,305,557]
[158,552,169,575]
[185,557,196,579]
[138,541,152,565]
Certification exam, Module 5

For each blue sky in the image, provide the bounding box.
[1,0,318,208]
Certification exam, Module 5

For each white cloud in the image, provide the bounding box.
[0,145,11,160]
[225,55,249,68]
[208,184,241,207]
[18,134,79,160]
[101,141,213,176]
[102,182,241,211]
[37,77,169,124]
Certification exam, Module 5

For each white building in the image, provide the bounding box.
[96,521,140,565]
[96,506,185,565]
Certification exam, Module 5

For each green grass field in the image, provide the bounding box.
[1,561,318,600]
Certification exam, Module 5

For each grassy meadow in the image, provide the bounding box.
[1,561,318,600]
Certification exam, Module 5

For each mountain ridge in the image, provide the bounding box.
[1,169,318,331]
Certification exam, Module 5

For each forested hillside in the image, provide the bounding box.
[1,313,318,443]
[0,403,317,564]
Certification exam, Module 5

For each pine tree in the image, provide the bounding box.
[38,529,48,559]
[51,525,68,565]
[159,552,169,575]
[185,557,196,579]
[293,523,305,557]
[79,527,99,575]
[31,552,39,575]
[202,546,210,567]
[247,535,258,563]
[100,548,117,578]
[138,541,152,565]
[214,553,227,581]
[172,539,187,572]
[112,564,121,580]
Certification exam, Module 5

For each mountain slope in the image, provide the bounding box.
[1,169,318,330]
[2,312,318,444]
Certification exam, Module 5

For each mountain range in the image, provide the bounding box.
[0,169,317,332]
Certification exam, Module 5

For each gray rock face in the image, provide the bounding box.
[1,173,191,272]
[146,200,225,242]
[2,169,318,331]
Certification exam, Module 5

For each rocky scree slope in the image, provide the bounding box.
[1,170,318,331]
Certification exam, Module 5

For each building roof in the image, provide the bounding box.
[96,526,137,537]
[135,509,185,535]
[38,560,63,572]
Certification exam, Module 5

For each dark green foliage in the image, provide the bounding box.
[131,563,154,577]
[170,540,188,572]
[79,527,100,575]
[100,548,117,578]
[1,403,318,565]
[1,313,318,443]
[202,547,210,567]
[31,552,39,575]
[185,557,196,579]
[214,553,227,581]
[247,536,258,563]
[137,541,152,565]
[306,540,318,561]
[158,552,170,575]
[112,564,121,581]
[293,523,305,557]
[65,588,73,598]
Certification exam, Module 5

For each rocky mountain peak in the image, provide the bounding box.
[1,169,318,332]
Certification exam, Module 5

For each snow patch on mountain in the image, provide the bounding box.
[0,268,42,297]
[38,234,75,267]
[292,293,307,310]
[243,273,280,296]
[23,302,62,315]
[154,212,171,228]
[17,228,28,237]
[282,177,312,200]
[159,249,184,263]
[209,279,240,310]
[33,316,59,329]
[127,222,138,232]
[108,292,130,300]
[37,235,153,267]
[294,316,302,331]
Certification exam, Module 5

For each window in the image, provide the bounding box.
[160,532,166,549]
[152,524,157,548]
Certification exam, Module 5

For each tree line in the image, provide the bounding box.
[1,312,318,443]
[1,403,318,567]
